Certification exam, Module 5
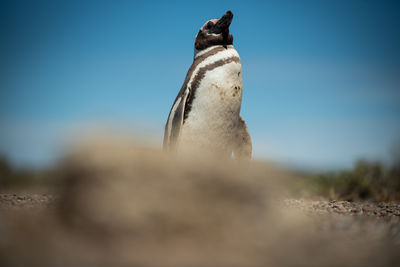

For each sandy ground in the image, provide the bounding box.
[1,139,399,267]
[1,192,399,266]
[1,192,400,220]
[0,193,56,210]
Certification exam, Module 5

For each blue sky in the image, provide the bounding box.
[1,0,400,170]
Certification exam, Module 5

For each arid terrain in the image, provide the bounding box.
[1,193,400,219]
[1,138,399,267]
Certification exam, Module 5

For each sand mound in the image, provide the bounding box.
[1,137,399,266]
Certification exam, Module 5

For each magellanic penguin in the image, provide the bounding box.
[163,10,252,159]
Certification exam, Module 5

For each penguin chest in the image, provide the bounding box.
[196,61,243,115]
[181,60,243,151]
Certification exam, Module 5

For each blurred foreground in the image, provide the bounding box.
[1,137,400,266]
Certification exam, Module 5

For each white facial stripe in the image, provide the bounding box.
[167,96,182,143]
[189,47,239,89]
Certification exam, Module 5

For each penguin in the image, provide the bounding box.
[163,10,252,159]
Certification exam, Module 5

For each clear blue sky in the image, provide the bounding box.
[1,0,399,170]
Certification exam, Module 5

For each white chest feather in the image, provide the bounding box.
[185,60,242,127]
[179,46,243,153]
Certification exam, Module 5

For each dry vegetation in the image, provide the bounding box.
[291,159,400,201]
[1,137,400,266]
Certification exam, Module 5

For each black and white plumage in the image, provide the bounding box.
[163,10,252,159]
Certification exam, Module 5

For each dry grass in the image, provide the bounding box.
[291,160,400,202]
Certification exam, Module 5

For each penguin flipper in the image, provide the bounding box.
[233,115,252,159]
[163,88,190,151]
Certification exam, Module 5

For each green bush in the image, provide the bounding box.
[0,157,58,189]
[292,160,400,201]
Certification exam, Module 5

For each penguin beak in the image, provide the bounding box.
[209,10,233,34]
[215,10,233,30]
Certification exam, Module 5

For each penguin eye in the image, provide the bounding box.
[206,21,214,29]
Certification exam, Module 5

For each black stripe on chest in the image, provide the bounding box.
[171,47,226,106]
[183,56,241,122]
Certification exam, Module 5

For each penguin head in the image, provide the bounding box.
[194,10,234,51]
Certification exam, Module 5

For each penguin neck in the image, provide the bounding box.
[194,45,234,59]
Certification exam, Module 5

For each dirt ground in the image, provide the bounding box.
[0,193,56,210]
[1,192,400,220]
[1,139,399,267]
[1,191,399,267]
